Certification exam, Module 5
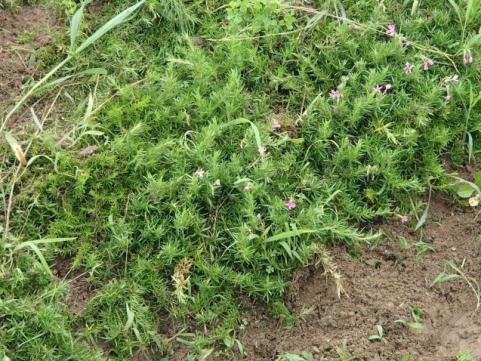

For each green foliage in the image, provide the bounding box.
[0,0,37,8]
[2,0,481,359]
[458,350,474,361]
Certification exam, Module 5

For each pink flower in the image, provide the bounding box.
[258,146,266,156]
[195,169,205,178]
[243,183,252,192]
[404,62,414,74]
[272,118,281,129]
[286,198,296,210]
[401,215,409,225]
[330,89,341,99]
[384,83,393,93]
[373,84,383,94]
[423,58,434,71]
[463,50,473,65]
[386,24,396,37]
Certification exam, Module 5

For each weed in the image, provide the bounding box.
[395,305,425,330]
[458,350,474,361]
[368,325,384,342]
[431,260,481,310]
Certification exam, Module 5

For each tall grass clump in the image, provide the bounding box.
[1,0,481,359]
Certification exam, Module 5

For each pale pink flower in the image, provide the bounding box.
[401,215,409,225]
[384,84,393,93]
[258,146,266,156]
[423,58,434,71]
[243,183,252,192]
[463,50,473,65]
[373,84,383,94]
[272,118,281,129]
[286,198,297,210]
[330,89,341,99]
[195,169,205,178]
[404,62,414,73]
[386,24,396,37]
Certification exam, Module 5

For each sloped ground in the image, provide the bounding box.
[239,193,481,360]
[2,2,481,361]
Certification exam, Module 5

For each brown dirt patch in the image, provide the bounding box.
[0,5,58,112]
[54,258,94,315]
[239,193,481,360]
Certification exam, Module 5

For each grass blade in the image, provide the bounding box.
[4,132,27,166]
[75,0,145,54]
[220,118,263,151]
[415,187,431,231]
[30,108,42,130]
[124,303,135,331]
[15,242,53,276]
[12,238,74,276]
[415,203,429,231]
[411,0,419,15]
[0,2,144,132]
[447,0,464,26]
[467,132,473,162]
[265,229,316,243]
[70,1,91,50]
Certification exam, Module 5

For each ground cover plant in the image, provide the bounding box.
[1,0,481,359]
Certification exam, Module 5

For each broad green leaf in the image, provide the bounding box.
[454,183,475,198]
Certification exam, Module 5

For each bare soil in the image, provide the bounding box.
[239,193,481,360]
[53,257,93,315]
[0,5,58,119]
